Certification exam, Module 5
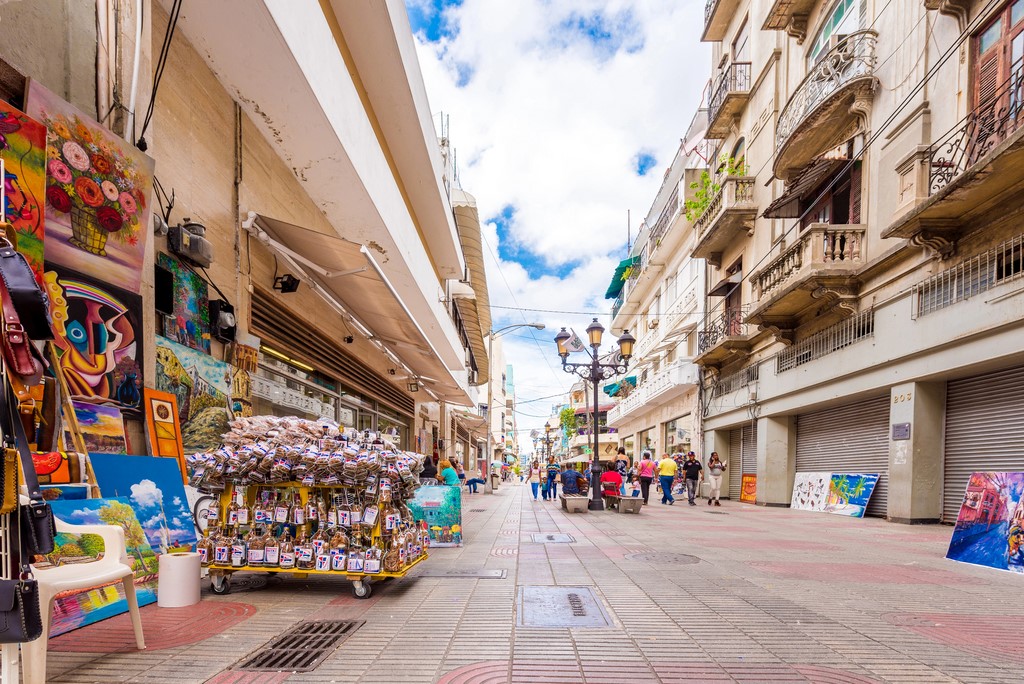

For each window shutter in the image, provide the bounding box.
[976,52,1001,106]
[850,164,862,223]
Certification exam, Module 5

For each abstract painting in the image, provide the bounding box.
[0,99,46,283]
[946,472,1024,573]
[740,474,757,503]
[408,485,462,547]
[32,451,86,485]
[44,264,144,411]
[144,388,186,482]
[824,473,879,518]
[26,79,154,291]
[70,400,128,454]
[89,453,198,553]
[157,252,210,353]
[154,336,231,454]
[44,497,158,637]
[791,472,832,512]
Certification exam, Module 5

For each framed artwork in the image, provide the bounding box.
[26,79,154,292]
[740,474,757,503]
[791,471,832,512]
[68,400,128,454]
[824,473,879,518]
[157,252,210,353]
[31,451,86,485]
[947,472,1024,573]
[44,264,144,412]
[154,336,231,454]
[0,99,46,283]
[408,485,463,547]
[144,388,186,482]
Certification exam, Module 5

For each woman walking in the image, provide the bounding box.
[528,460,542,500]
[636,452,656,505]
[706,452,726,506]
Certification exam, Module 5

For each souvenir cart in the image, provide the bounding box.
[188,417,429,599]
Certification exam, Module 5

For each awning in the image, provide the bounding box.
[247,214,472,404]
[605,256,641,299]
[762,157,847,218]
[709,272,742,297]
[603,376,636,397]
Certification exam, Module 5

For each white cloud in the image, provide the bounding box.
[172,496,182,506]
[143,514,163,528]
[172,517,183,527]
[130,479,163,508]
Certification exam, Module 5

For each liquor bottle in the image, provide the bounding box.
[213,527,231,567]
[383,534,402,573]
[311,525,329,559]
[306,493,320,526]
[382,502,401,533]
[279,527,296,569]
[273,491,290,524]
[264,527,280,567]
[253,492,269,525]
[317,496,329,530]
[205,499,220,527]
[291,493,306,526]
[236,490,251,527]
[226,493,240,527]
[329,529,348,571]
[363,546,381,574]
[197,528,215,567]
[327,496,339,527]
[230,528,247,568]
[295,529,315,570]
[246,526,266,566]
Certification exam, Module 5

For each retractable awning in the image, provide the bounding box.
[602,376,636,397]
[762,157,847,218]
[709,272,742,297]
[605,256,641,299]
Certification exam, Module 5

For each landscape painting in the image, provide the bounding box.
[791,471,831,512]
[946,472,1024,573]
[408,485,462,547]
[70,400,128,454]
[154,336,231,454]
[158,252,210,353]
[824,473,879,518]
[0,99,46,283]
[26,79,154,291]
[44,497,158,637]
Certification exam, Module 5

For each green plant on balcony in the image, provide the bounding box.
[684,155,748,222]
[559,406,578,439]
[620,265,633,281]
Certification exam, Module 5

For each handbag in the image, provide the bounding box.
[4,384,55,556]
[0,225,51,341]
[0,569,43,644]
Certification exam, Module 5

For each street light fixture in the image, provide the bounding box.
[553,318,635,510]
[544,421,553,461]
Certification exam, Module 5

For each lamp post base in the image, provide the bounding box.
[587,498,604,511]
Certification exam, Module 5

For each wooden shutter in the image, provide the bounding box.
[976,51,1002,106]
[849,163,862,223]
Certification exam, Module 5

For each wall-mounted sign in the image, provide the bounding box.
[892,423,911,440]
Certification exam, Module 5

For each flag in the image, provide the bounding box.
[566,329,587,353]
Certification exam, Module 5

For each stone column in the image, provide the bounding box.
[888,381,946,524]
[757,415,796,506]
[703,429,731,499]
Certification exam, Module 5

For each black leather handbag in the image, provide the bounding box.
[0,568,42,643]
[3,384,54,556]
[0,230,51,341]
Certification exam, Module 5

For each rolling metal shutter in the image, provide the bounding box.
[741,423,758,479]
[796,396,889,517]
[943,365,1024,523]
[728,428,743,499]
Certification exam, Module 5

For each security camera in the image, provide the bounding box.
[388,368,397,376]
[344,336,354,344]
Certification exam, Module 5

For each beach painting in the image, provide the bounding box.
[154,336,231,454]
[408,485,462,547]
[44,497,158,637]
[946,472,1024,573]
[824,473,879,518]
[791,472,832,512]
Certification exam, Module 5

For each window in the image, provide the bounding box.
[730,137,746,174]
[808,0,864,66]
[997,241,1023,280]
[801,161,862,228]
[972,0,1024,125]
[733,19,750,62]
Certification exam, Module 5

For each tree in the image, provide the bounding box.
[559,407,578,440]
[98,500,148,568]
[78,533,106,558]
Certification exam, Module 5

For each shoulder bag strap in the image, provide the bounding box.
[1,382,42,502]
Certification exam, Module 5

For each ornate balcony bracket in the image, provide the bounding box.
[923,0,971,31]
[908,222,959,260]
[756,320,796,346]
[811,285,859,318]
[787,14,808,43]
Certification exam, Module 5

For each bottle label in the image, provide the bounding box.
[237,509,249,525]
[228,511,239,525]
[265,546,280,564]
[312,539,326,555]
[328,510,338,526]
[364,558,381,573]
[207,507,219,522]
[280,552,295,568]
[248,548,265,564]
[351,509,362,524]
[347,556,364,572]
[198,547,208,563]
[298,546,313,562]
[331,552,346,571]
[363,506,379,526]
[231,544,245,565]
[274,506,289,523]
[255,509,268,523]
[307,506,318,521]
[385,513,401,531]
[215,545,229,563]
[294,509,306,525]
[315,554,330,571]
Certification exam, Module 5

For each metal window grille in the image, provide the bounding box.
[712,364,760,397]
[912,233,1024,318]
[775,309,874,374]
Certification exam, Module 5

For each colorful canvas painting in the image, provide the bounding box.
[791,471,832,512]
[740,474,757,503]
[408,485,463,547]
[946,472,1024,573]
[44,264,144,411]
[0,100,46,283]
[32,451,85,485]
[824,473,879,518]
[40,484,89,501]
[154,336,231,454]
[144,388,186,482]
[26,80,154,291]
[69,400,128,454]
[89,453,198,553]
[157,252,210,352]
[43,497,158,637]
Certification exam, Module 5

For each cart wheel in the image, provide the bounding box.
[211,575,231,595]
[352,581,372,599]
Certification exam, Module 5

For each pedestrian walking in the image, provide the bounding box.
[682,452,703,506]
[657,453,677,505]
[545,456,560,500]
[706,452,726,506]
[637,452,656,505]
[528,460,542,500]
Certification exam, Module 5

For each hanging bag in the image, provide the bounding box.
[4,384,54,556]
[0,563,43,643]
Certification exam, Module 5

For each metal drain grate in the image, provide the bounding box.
[625,552,701,565]
[531,533,575,543]
[235,620,363,672]
[706,510,729,515]
[470,508,486,512]
[414,568,507,579]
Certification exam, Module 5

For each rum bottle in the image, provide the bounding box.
[246,526,265,566]
[279,527,296,569]
[264,527,280,567]
[213,527,231,567]
[197,528,215,567]
[295,529,315,570]
[230,528,247,568]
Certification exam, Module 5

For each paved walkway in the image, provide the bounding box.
[46,483,1024,683]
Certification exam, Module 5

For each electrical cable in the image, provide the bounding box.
[136,0,182,151]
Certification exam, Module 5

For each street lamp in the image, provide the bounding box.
[544,421,554,461]
[553,319,635,510]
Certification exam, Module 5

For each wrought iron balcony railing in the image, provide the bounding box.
[709,62,751,126]
[698,305,750,355]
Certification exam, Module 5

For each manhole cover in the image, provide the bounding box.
[625,552,701,564]
[234,620,363,672]
[414,568,507,579]
[706,510,729,515]
[531,533,575,544]
[470,508,486,512]
[517,586,612,627]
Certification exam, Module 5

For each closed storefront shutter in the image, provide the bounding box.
[943,365,1024,523]
[728,428,743,499]
[741,423,758,478]
[796,396,890,517]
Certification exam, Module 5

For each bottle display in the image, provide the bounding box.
[197,529,215,567]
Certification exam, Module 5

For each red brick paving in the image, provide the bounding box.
[883,612,1024,663]
[698,537,842,552]
[749,561,984,585]
[50,601,256,652]
[437,661,509,684]
[205,672,291,684]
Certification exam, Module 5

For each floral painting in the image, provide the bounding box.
[155,336,231,454]
[45,264,144,412]
[158,252,210,352]
[26,80,154,291]
[0,100,46,283]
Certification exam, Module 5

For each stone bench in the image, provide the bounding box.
[604,494,642,514]
[559,494,589,513]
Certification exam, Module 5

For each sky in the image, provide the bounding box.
[406,0,708,454]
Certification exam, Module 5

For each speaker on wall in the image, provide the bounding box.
[154,263,174,316]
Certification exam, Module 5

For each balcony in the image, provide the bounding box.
[703,0,745,42]
[606,361,700,426]
[884,71,1024,256]
[774,30,878,180]
[747,224,866,334]
[691,177,757,267]
[695,306,754,367]
[707,63,751,139]
[762,0,817,41]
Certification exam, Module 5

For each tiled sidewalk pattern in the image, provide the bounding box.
[45,484,1024,683]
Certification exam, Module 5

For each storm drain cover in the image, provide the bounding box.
[517,586,611,628]
[531,533,575,544]
[235,620,363,672]
[706,510,729,515]
[470,508,487,512]
[625,552,701,565]
[414,568,507,579]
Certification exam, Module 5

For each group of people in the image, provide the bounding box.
[421,457,488,493]
[526,456,589,500]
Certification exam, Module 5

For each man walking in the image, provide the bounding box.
[545,456,560,501]
[657,453,677,505]
[683,452,703,506]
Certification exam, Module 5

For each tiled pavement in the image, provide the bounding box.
[45,484,1024,683]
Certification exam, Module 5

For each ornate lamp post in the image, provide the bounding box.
[544,421,554,461]
[554,319,635,510]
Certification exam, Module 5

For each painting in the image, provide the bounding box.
[26,79,154,292]
[824,473,879,518]
[40,484,90,501]
[44,264,144,412]
[89,453,198,553]
[740,474,757,503]
[0,100,46,283]
[69,400,128,454]
[31,451,86,485]
[144,388,186,482]
[946,472,1024,573]
[791,472,832,512]
[43,497,158,637]
[407,485,463,547]
[154,336,231,454]
[157,252,210,353]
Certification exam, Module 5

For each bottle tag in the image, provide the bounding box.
[298,546,313,562]
[255,508,268,523]
[198,547,208,563]
[331,551,347,571]
[265,546,280,564]
[315,554,330,571]
[228,511,239,525]
[364,558,381,573]
[338,510,351,527]
[312,539,326,556]
[248,548,265,564]
[328,510,338,526]
[215,545,229,563]
[231,544,245,564]
[274,506,289,523]
[362,506,379,526]
[385,513,400,531]
[294,509,306,525]
[280,552,295,568]
[347,555,364,572]
[207,507,219,522]
[351,508,363,524]
[237,509,249,525]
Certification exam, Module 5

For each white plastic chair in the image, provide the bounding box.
[21,498,145,684]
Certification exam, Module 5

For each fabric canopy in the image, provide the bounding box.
[604,256,641,299]
[762,157,847,218]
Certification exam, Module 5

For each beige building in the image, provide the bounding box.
[696,0,1024,521]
